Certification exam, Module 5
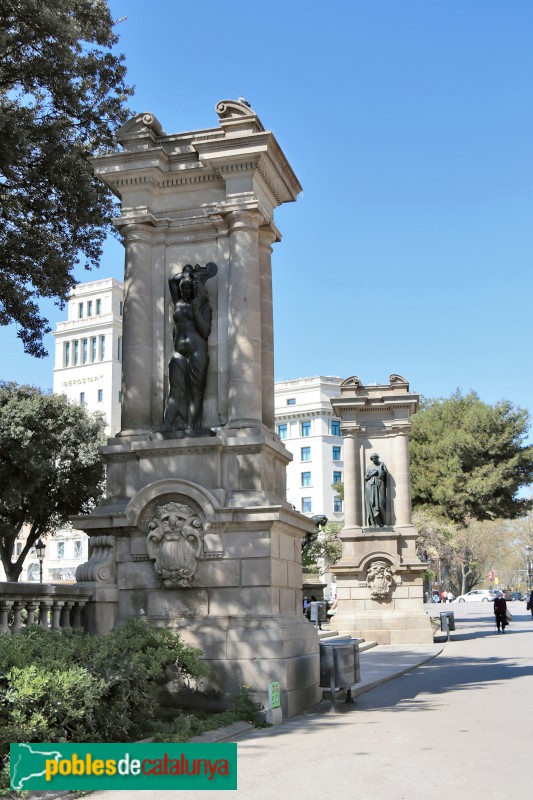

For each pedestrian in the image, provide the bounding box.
[447,590,455,603]
[527,590,533,619]
[494,593,508,633]
[441,590,447,603]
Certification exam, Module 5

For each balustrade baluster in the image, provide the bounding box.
[0,599,14,634]
[11,601,24,633]
[25,600,39,626]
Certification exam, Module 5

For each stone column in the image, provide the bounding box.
[120,224,154,434]
[342,430,359,527]
[226,210,264,426]
[392,424,412,526]
[259,227,277,431]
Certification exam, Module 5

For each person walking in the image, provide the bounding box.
[494,593,508,632]
[527,590,533,619]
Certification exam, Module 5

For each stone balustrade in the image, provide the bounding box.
[0,582,93,635]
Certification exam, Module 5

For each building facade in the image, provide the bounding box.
[274,376,344,525]
[52,277,124,436]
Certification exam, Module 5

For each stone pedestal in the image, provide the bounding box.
[330,375,433,644]
[75,100,320,716]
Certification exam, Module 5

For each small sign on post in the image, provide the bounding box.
[266,681,282,725]
[268,681,281,709]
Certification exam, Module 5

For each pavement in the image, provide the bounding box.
[190,636,444,742]
[24,633,444,800]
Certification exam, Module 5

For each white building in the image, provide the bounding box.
[274,376,344,525]
[52,277,124,436]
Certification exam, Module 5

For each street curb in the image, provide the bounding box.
[189,721,256,743]
[350,645,445,698]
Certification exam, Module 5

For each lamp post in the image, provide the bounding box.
[525,545,532,593]
[35,538,46,584]
[427,556,433,602]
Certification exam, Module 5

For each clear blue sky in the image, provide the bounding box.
[2,0,532,416]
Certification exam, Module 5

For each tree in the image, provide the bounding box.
[0,382,106,580]
[0,0,133,356]
[302,523,342,573]
[410,391,533,526]
[446,519,511,596]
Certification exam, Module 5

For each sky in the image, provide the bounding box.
[1,0,532,418]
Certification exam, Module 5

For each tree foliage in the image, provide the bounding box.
[302,523,342,572]
[0,382,106,580]
[410,390,533,526]
[446,519,511,595]
[0,0,133,355]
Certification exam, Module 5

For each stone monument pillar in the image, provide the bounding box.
[73,100,320,716]
[330,374,433,644]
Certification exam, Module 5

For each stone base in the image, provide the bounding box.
[156,615,321,717]
[333,609,434,645]
[74,430,321,718]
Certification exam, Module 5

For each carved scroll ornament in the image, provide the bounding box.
[146,502,204,588]
[366,560,394,599]
[75,535,116,584]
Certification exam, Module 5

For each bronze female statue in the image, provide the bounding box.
[163,262,217,433]
[364,453,389,527]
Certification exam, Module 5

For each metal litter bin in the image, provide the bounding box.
[319,638,361,713]
[440,610,455,637]
[309,601,327,629]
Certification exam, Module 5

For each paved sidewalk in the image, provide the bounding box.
[349,641,443,698]
[83,640,444,800]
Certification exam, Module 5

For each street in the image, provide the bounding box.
[88,602,533,800]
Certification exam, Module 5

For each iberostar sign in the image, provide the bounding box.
[11,743,237,791]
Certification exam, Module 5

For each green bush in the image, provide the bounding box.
[152,687,268,743]
[0,619,210,793]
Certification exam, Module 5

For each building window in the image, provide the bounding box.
[98,389,103,402]
[333,470,343,485]
[301,471,311,487]
[64,342,70,367]
[277,423,287,440]
[82,338,88,364]
[15,540,22,556]
[301,420,311,437]
[91,337,97,362]
[287,398,296,405]
[301,446,311,462]
[57,541,65,559]
[334,497,343,513]
[100,335,105,361]
[87,300,93,316]
[96,298,102,315]
[118,390,122,403]
[119,300,123,316]
[333,445,341,460]
[74,540,83,559]
[302,497,312,513]
[78,302,84,319]
[117,337,122,362]
[331,421,341,436]
[80,392,85,404]
[74,340,79,365]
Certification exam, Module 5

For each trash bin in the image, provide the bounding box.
[319,638,360,712]
[309,601,327,628]
[440,610,455,632]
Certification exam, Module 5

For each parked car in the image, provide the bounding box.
[454,590,495,602]
[510,591,525,601]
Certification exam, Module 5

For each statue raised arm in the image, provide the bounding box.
[163,262,218,434]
